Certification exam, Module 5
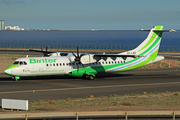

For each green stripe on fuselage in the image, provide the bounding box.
[5,65,22,71]
[138,26,163,52]
[140,32,162,56]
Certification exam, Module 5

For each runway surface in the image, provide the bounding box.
[0,68,180,102]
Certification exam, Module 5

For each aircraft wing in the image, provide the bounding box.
[29,49,69,56]
[94,54,144,58]
[29,49,55,54]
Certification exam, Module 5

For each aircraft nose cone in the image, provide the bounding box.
[4,69,11,75]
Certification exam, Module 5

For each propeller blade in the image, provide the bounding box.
[40,47,45,56]
[46,44,48,52]
[72,51,77,57]
[77,62,79,72]
[44,44,48,56]
[77,45,79,58]
[82,63,85,68]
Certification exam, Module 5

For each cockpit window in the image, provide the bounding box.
[13,61,19,65]
[13,61,27,65]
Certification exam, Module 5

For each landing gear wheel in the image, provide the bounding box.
[84,74,95,80]
[89,75,94,80]
[12,77,17,81]
[13,76,19,81]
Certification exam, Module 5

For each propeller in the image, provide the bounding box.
[72,46,85,70]
[41,44,49,57]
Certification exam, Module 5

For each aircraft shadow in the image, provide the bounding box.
[96,73,133,79]
[0,73,134,82]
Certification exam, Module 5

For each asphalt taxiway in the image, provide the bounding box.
[0,68,180,102]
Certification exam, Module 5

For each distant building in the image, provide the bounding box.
[0,20,5,30]
[5,26,24,30]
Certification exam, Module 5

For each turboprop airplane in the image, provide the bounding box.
[4,26,176,81]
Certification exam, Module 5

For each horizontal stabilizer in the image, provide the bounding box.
[140,29,176,32]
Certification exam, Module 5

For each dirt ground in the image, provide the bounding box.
[56,105,180,112]
[24,92,180,112]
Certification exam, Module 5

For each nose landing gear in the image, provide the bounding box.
[12,76,20,81]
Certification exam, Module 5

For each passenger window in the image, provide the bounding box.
[50,64,52,66]
[66,63,69,66]
[46,64,48,67]
[63,63,65,66]
[53,63,55,66]
[109,61,111,64]
[60,63,61,66]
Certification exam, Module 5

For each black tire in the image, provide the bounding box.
[12,77,18,81]
[89,75,94,80]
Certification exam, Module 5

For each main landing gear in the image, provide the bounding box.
[85,74,95,80]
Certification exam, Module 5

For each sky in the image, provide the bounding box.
[0,0,180,30]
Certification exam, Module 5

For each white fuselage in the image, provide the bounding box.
[7,55,130,77]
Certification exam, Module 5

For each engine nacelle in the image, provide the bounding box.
[49,53,60,57]
[49,52,68,57]
[80,55,97,64]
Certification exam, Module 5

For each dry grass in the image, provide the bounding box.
[19,91,180,112]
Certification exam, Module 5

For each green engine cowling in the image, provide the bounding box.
[67,69,85,77]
